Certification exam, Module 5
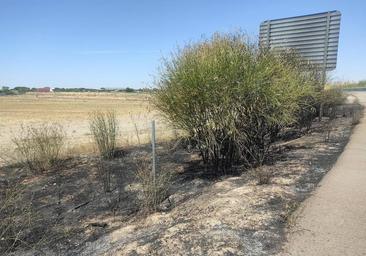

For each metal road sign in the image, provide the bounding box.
[259,11,341,71]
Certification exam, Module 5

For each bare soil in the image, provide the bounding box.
[0,113,356,256]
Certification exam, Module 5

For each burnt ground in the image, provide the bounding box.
[0,114,358,256]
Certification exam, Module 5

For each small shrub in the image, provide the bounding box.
[256,166,273,185]
[135,159,173,213]
[351,107,363,125]
[296,96,317,132]
[320,87,346,112]
[284,201,301,226]
[324,121,333,142]
[89,111,119,159]
[0,184,37,254]
[12,123,65,172]
[316,87,346,121]
[97,159,112,193]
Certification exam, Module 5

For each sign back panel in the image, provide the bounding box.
[259,11,341,71]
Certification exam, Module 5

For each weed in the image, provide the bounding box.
[324,121,333,142]
[351,108,363,125]
[0,183,41,254]
[284,201,301,228]
[12,123,65,173]
[135,158,173,213]
[89,111,119,159]
[97,159,112,193]
[319,87,346,114]
[256,166,273,185]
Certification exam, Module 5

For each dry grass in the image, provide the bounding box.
[135,158,174,213]
[0,184,40,254]
[89,111,119,159]
[256,166,273,185]
[12,123,66,172]
[351,108,363,125]
[0,92,150,122]
[0,92,176,162]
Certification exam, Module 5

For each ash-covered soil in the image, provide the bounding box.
[1,116,355,256]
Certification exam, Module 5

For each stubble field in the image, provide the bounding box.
[0,92,172,164]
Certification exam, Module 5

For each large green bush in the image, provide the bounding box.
[153,32,318,174]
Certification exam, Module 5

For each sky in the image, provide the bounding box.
[0,0,365,89]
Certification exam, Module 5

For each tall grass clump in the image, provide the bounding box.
[153,32,319,174]
[0,184,39,254]
[12,123,65,173]
[320,87,346,110]
[89,111,119,159]
[135,159,173,213]
[315,86,346,122]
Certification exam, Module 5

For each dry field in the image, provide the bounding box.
[0,92,174,163]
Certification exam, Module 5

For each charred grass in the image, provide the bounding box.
[0,113,358,255]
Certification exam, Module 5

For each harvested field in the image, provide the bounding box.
[0,92,173,164]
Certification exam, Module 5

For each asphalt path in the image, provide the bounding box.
[280,92,366,256]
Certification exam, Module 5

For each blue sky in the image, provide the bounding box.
[0,0,365,88]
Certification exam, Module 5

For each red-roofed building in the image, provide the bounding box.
[36,87,52,93]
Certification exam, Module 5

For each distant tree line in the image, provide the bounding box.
[53,87,155,93]
[0,86,37,95]
[53,87,99,92]
[337,80,366,89]
[0,86,156,95]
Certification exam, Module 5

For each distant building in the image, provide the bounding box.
[36,87,52,93]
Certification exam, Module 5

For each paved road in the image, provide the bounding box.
[280,92,366,256]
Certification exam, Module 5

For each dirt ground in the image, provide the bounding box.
[0,92,173,164]
[0,110,358,255]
